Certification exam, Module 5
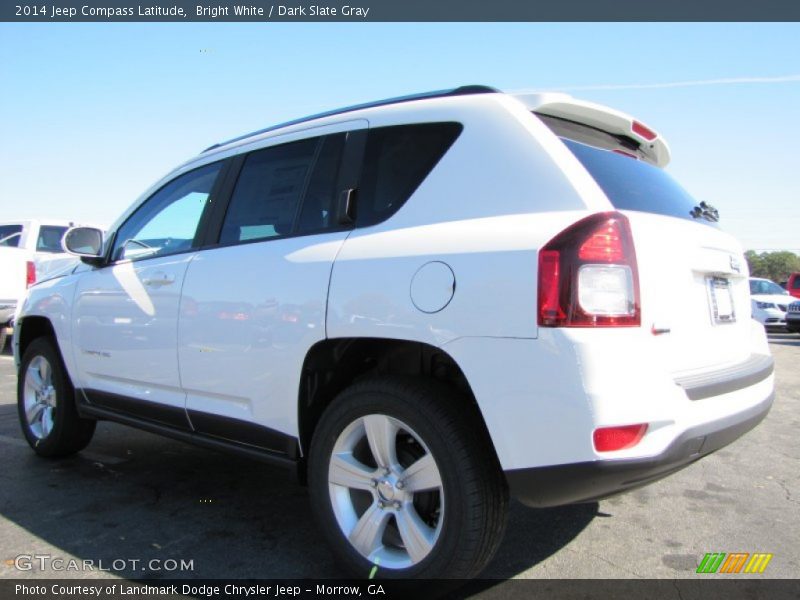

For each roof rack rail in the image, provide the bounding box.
[202,85,499,153]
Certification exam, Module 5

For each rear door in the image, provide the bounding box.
[178,123,365,449]
[562,137,752,374]
[71,161,225,426]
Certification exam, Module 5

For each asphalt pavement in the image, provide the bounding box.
[0,334,797,583]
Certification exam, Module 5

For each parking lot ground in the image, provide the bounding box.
[0,335,797,582]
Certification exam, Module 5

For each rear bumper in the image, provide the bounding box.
[505,390,773,508]
[0,301,16,325]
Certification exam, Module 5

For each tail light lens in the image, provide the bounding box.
[26,261,36,288]
[538,212,640,327]
[593,424,648,452]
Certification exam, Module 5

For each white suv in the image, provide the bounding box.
[14,86,774,579]
[0,220,81,350]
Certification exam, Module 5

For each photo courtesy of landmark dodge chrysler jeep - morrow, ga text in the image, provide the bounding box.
[14,86,775,579]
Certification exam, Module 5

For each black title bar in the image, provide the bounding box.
[3,0,800,22]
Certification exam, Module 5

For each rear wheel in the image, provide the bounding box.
[18,337,96,457]
[308,377,507,579]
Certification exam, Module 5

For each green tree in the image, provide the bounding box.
[745,250,800,282]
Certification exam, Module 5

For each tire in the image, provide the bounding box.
[0,327,7,353]
[308,376,508,579]
[17,337,96,457]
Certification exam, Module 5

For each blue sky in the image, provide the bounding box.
[1,23,798,250]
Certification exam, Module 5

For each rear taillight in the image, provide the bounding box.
[26,261,36,288]
[538,212,640,327]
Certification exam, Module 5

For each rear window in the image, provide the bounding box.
[36,226,69,253]
[0,224,23,247]
[563,138,718,227]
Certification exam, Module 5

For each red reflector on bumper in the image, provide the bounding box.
[593,424,648,452]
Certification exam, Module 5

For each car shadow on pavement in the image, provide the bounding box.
[0,408,597,580]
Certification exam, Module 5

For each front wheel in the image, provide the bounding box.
[308,377,508,579]
[18,337,96,457]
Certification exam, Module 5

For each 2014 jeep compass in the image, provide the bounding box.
[15,86,774,579]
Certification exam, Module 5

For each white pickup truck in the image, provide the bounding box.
[0,220,81,349]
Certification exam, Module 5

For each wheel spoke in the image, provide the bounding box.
[26,402,45,425]
[349,503,391,559]
[41,408,54,436]
[39,359,52,387]
[363,415,398,469]
[25,368,43,392]
[330,454,376,491]
[395,507,436,564]
[402,453,442,492]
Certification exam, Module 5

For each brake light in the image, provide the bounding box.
[538,212,640,327]
[593,424,648,452]
[631,120,657,141]
[26,261,36,288]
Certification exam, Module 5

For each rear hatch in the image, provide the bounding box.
[542,114,752,375]
[0,224,26,304]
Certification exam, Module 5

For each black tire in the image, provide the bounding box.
[0,327,7,353]
[308,376,508,579]
[17,337,96,457]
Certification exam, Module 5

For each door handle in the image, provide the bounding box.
[142,272,175,287]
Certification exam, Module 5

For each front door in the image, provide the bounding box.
[72,161,224,428]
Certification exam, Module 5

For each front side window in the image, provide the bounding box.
[36,226,69,253]
[0,224,23,248]
[112,162,222,262]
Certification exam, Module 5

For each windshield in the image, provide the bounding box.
[563,139,718,227]
[0,224,23,247]
[750,279,787,296]
[36,225,69,253]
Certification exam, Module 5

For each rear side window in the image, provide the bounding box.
[357,123,462,227]
[220,134,346,244]
[793,277,800,290]
[563,139,718,227]
[36,226,69,253]
[0,224,23,247]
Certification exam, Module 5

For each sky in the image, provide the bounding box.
[1,22,798,251]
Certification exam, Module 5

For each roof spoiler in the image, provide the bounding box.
[514,92,671,167]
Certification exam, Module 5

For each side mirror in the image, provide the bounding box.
[63,227,105,265]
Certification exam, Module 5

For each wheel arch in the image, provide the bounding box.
[17,316,57,361]
[297,337,500,466]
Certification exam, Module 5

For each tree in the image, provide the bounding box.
[745,250,800,283]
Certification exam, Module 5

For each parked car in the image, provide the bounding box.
[0,220,81,350]
[786,272,800,299]
[14,87,774,579]
[749,277,792,330]
[786,300,800,333]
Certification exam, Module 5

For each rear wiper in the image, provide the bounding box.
[690,201,719,222]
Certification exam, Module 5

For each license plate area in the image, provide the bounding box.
[707,276,735,324]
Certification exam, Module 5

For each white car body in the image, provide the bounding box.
[15,87,773,513]
[749,277,791,330]
[0,220,81,329]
